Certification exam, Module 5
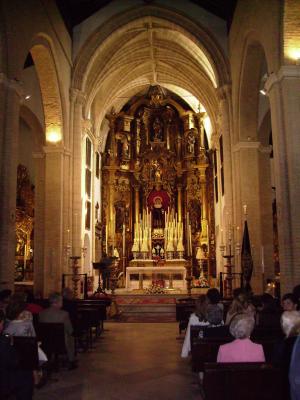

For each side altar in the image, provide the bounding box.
[126,259,186,291]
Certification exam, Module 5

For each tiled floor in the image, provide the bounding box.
[34,322,201,400]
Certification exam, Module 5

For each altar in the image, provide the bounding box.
[126,259,187,291]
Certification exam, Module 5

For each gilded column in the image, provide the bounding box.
[0,74,22,290]
[134,185,140,224]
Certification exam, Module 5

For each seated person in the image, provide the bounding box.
[0,289,12,314]
[225,291,255,325]
[282,293,299,312]
[25,291,44,315]
[4,300,36,337]
[181,295,209,357]
[206,288,223,312]
[273,311,300,400]
[256,293,281,329]
[39,292,77,369]
[0,309,20,399]
[217,314,265,363]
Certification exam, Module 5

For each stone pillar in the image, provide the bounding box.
[266,66,300,293]
[43,146,64,295]
[32,152,45,294]
[216,85,234,278]
[0,74,22,290]
[232,141,264,292]
[70,89,85,257]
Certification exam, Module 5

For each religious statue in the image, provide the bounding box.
[152,117,163,141]
[122,139,130,158]
[189,199,201,234]
[152,195,164,229]
[186,131,195,154]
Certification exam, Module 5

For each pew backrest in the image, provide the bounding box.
[13,336,39,370]
[203,362,284,400]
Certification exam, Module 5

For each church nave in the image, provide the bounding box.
[35,322,199,400]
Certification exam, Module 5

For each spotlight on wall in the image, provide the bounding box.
[47,128,62,144]
[25,95,31,100]
[260,89,267,96]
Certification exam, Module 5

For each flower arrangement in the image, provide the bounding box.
[192,275,210,288]
[145,280,166,294]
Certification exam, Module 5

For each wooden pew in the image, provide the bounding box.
[203,362,284,400]
[13,336,39,370]
[37,322,66,370]
[191,337,233,372]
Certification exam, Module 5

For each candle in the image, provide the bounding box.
[122,223,126,257]
[220,228,224,245]
[236,226,240,242]
[67,228,70,243]
[74,213,78,248]
[243,204,247,216]
[105,225,108,254]
[261,245,265,274]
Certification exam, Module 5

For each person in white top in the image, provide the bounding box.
[181,295,209,358]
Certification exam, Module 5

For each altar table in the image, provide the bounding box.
[126,260,187,290]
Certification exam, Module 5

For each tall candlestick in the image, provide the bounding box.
[105,225,108,254]
[221,228,224,245]
[261,245,265,274]
[122,223,125,257]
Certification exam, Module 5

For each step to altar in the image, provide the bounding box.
[114,294,180,322]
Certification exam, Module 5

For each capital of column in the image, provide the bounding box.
[265,65,300,93]
[0,72,24,99]
[70,87,86,105]
[216,83,232,102]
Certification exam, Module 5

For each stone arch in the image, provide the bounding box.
[238,35,269,142]
[29,35,64,144]
[19,105,45,152]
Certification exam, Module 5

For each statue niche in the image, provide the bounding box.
[151,116,164,142]
[188,199,201,234]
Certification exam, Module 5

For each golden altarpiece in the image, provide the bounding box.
[101,86,215,288]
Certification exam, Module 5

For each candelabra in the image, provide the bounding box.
[220,232,241,299]
[70,256,81,298]
[185,256,193,297]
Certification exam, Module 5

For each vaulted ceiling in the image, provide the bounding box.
[55,0,237,34]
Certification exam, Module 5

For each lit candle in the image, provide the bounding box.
[243,204,247,216]
[122,223,126,258]
[261,245,265,274]
[67,228,70,244]
[220,228,224,245]
[105,225,108,254]
[236,226,240,242]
